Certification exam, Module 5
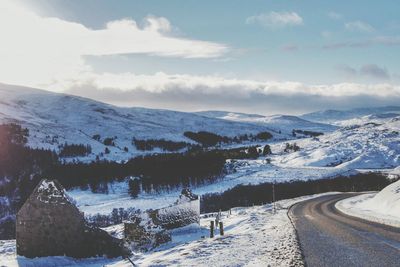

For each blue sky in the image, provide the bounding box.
[1,0,400,114]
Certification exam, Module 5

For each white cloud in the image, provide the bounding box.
[246,12,303,29]
[345,21,374,32]
[0,1,228,90]
[62,71,400,98]
[62,71,400,114]
[143,15,172,33]
[1,1,399,114]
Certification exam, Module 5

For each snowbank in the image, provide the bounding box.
[336,180,400,227]
[389,166,400,179]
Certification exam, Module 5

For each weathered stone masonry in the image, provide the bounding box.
[16,179,129,258]
[124,188,200,250]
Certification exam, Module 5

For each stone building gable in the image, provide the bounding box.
[16,179,130,258]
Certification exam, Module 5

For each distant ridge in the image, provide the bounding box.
[301,106,400,123]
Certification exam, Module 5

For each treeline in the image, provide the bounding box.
[292,129,323,137]
[0,124,59,239]
[200,173,395,213]
[132,138,192,151]
[86,207,139,228]
[0,123,268,204]
[59,143,92,157]
[0,124,58,201]
[184,131,273,147]
[45,145,263,195]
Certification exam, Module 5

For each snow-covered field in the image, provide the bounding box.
[70,160,353,215]
[336,179,400,227]
[0,193,339,267]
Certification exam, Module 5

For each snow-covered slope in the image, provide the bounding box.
[334,113,400,127]
[0,83,280,161]
[301,106,400,125]
[273,116,400,169]
[197,110,336,134]
[336,179,400,227]
[365,179,400,216]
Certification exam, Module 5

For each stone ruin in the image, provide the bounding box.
[16,179,130,258]
[124,188,200,250]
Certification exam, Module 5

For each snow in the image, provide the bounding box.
[35,179,76,205]
[336,179,400,227]
[0,239,119,267]
[0,83,284,162]
[389,166,400,179]
[2,83,398,172]
[2,83,400,265]
[69,162,351,216]
[301,106,400,125]
[67,111,400,216]
[197,110,336,135]
[0,193,336,267]
[272,118,400,169]
[1,83,399,170]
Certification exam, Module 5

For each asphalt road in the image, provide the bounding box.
[289,193,400,267]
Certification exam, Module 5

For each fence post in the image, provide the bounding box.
[210,221,214,238]
[219,222,224,236]
[272,182,276,214]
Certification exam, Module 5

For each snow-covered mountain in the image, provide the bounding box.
[0,83,284,161]
[1,82,398,170]
[301,106,400,124]
[196,110,336,134]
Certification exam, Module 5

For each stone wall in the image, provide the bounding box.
[152,198,200,229]
[124,217,170,250]
[124,189,200,250]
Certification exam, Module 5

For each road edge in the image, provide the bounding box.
[287,202,306,267]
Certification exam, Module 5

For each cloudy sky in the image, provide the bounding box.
[1,0,400,114]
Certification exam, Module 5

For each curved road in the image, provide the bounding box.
[289,193,400,267]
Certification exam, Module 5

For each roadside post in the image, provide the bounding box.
[272,181,276,214]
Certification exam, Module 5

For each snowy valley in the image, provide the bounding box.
[0,84,400,266]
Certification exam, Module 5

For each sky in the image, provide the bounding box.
[1,0,400,115]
